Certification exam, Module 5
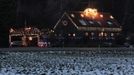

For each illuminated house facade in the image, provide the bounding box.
[53,8,122,47]
[9,27,41,47]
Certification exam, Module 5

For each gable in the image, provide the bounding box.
[54,12,78,32]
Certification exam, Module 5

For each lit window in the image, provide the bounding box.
[68,33,71,36]
[85,32,88,36]
[99,33,101,37]
[91,32,94,36]
[11,42,13,45]
[99,32,104,37]
[111,33,114,36]
[79,19,87,25]
[104,33,107,37]
[73,33,75,37]
[28,37,32,41]
[101,32,104,36]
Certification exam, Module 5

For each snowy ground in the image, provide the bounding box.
[0,51,134,75]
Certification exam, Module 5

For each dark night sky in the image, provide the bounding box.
[16,0,127,28]
[0,0,134,47]
[16,0,82,28]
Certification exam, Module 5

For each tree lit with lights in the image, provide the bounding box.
[83,8,98,19]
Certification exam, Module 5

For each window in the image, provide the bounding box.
[111,33,114,36]
[110,15,114,19]
[54,34,57,36]
[99,32,104,37]
[89,20,94,24]
[59,34,61,36]
[73,33,76,37]
[100,14,103,18]
[107,21,113,25]
[97,21,102,26]
[104,33,107,37]
[68,33,71,36]
[91,32,95,36]
[79,19,87,25]
[85,32,88,36]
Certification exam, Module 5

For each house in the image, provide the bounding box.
[53,8,122,47]
[9,27,41,47]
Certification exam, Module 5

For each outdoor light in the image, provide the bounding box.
[25,27,31,31]
[71,14,75,18]
[11,42,13,45]
[99,32,104,37]
[80,14,84,17]
[50,30,54,33]
[110,15,114,19]
[10,28,14,33]
[100,14,103,18]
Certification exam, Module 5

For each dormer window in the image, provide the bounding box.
[89,20,94,24]
[107,21,113,26]
[79,19,87,25]
[97,21,102,26]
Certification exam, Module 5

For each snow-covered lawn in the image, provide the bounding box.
[0,52,134,75]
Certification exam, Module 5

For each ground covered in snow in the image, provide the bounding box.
[0,52,134,75]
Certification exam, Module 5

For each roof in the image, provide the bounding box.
[66,11,120,27]
[9,27,41,35]
[54,11,122,32]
